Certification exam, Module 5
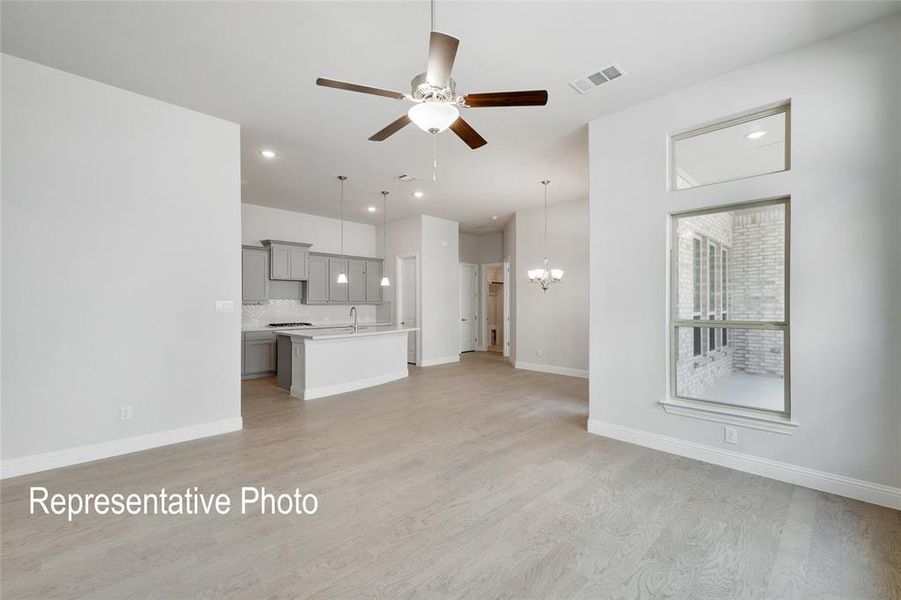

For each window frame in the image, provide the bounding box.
[668,101,791,191]
[668,196,791,419]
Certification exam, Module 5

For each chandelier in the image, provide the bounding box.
[527,180,564,292]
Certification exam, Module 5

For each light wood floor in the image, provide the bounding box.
[2,352,899,599]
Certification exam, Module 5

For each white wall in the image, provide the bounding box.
[503,215,517,363]
[478,232,503,265]
[459,231,503,266]
[459,232,480,264]
[514,199,589,376]
[588,17,901,497]
[242,203,376,256]
[421,216,460,365]
[1,55,242,474]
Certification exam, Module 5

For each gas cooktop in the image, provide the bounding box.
[267,322,314,328]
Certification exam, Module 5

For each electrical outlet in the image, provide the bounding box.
[120,406,133,421]
[216,300,235,312]
[724,426,738,445]
[536,349,542,358]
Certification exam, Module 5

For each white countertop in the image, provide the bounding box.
[243,322,390,333]
[276,325,419,341]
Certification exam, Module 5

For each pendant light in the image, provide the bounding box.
[379,191,391,287]
[336,175,348,284]
[527,180,564,292]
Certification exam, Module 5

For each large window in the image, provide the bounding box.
[670,198,790,416]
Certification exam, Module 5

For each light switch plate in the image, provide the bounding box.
[120,406,133,421]
[216,300,235,312]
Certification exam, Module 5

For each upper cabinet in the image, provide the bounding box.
[328,258,349,303]
[347,259,367,302]
[242,246,270,304]
[262,240,311,281]
[365,260,383,303]
[302,252,384,305]
[305,254,330,304]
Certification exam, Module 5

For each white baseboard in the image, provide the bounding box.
[294,369,409,400]
[514,361,589,379]
[0,417,244,480]
[419,355,460,367]
[587,419,901,510]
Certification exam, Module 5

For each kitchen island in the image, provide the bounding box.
[276,325,419,400]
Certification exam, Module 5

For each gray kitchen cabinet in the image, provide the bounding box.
[347,259,367,302]
[365,260,383,302]
[303,252,384,304]
[305,254,330,303]
[242,331,277,379]
[262,240,311,281]
[328,258,348,302]
[242,246,269,304]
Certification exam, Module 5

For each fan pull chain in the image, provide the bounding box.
[432,133,438,182]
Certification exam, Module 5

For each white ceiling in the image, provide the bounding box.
[2,1,897,232]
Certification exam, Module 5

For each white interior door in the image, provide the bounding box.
[460,264,478,352]
[503,260,511,358]
[400,256,418,364]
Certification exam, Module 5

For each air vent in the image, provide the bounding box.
[395,174,418,182]
[570,64,627,95]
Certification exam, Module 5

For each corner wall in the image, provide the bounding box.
[588,16,901,504]
[1,55,242,475]
[513,199,589,377]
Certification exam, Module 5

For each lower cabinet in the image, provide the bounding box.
[242,331,277,379]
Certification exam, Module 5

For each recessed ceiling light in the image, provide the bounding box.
[491,216,498,220]
[413,191,424,198]
[367,206,376,213]
[260,149,277,158]
[745,130,767,140]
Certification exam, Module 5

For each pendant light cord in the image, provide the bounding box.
[338,175,347,259]
[541,180,550,262]
[381,191,388,251]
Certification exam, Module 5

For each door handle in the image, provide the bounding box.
[461,318,467,322]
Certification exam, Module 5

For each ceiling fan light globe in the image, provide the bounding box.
[408,102,460,133]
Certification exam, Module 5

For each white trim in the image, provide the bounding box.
[0,417,244,479]
[419,355,460,367]
[514,361,588,379]
[587,419,901,510]
[292,369,408,400]
[660,398,798,434]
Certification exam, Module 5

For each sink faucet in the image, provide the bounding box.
[349,306,358,332]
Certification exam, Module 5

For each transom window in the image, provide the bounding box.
[670,198,790,415]
[670,102,790,190]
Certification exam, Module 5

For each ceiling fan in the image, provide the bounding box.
[316,27,548,150]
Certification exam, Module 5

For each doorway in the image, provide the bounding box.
[460,263,478,352]
[397,254,419,365]
[482,263,505,353]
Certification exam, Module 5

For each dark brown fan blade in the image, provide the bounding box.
[316,78,406,100]
[463,90,548,108]
[425,32,459,88]
[449,117,487,149]
[369,115,412,141]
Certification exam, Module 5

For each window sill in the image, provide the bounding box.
[659,397,798,434]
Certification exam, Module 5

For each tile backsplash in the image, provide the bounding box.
[242,299,379,328]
